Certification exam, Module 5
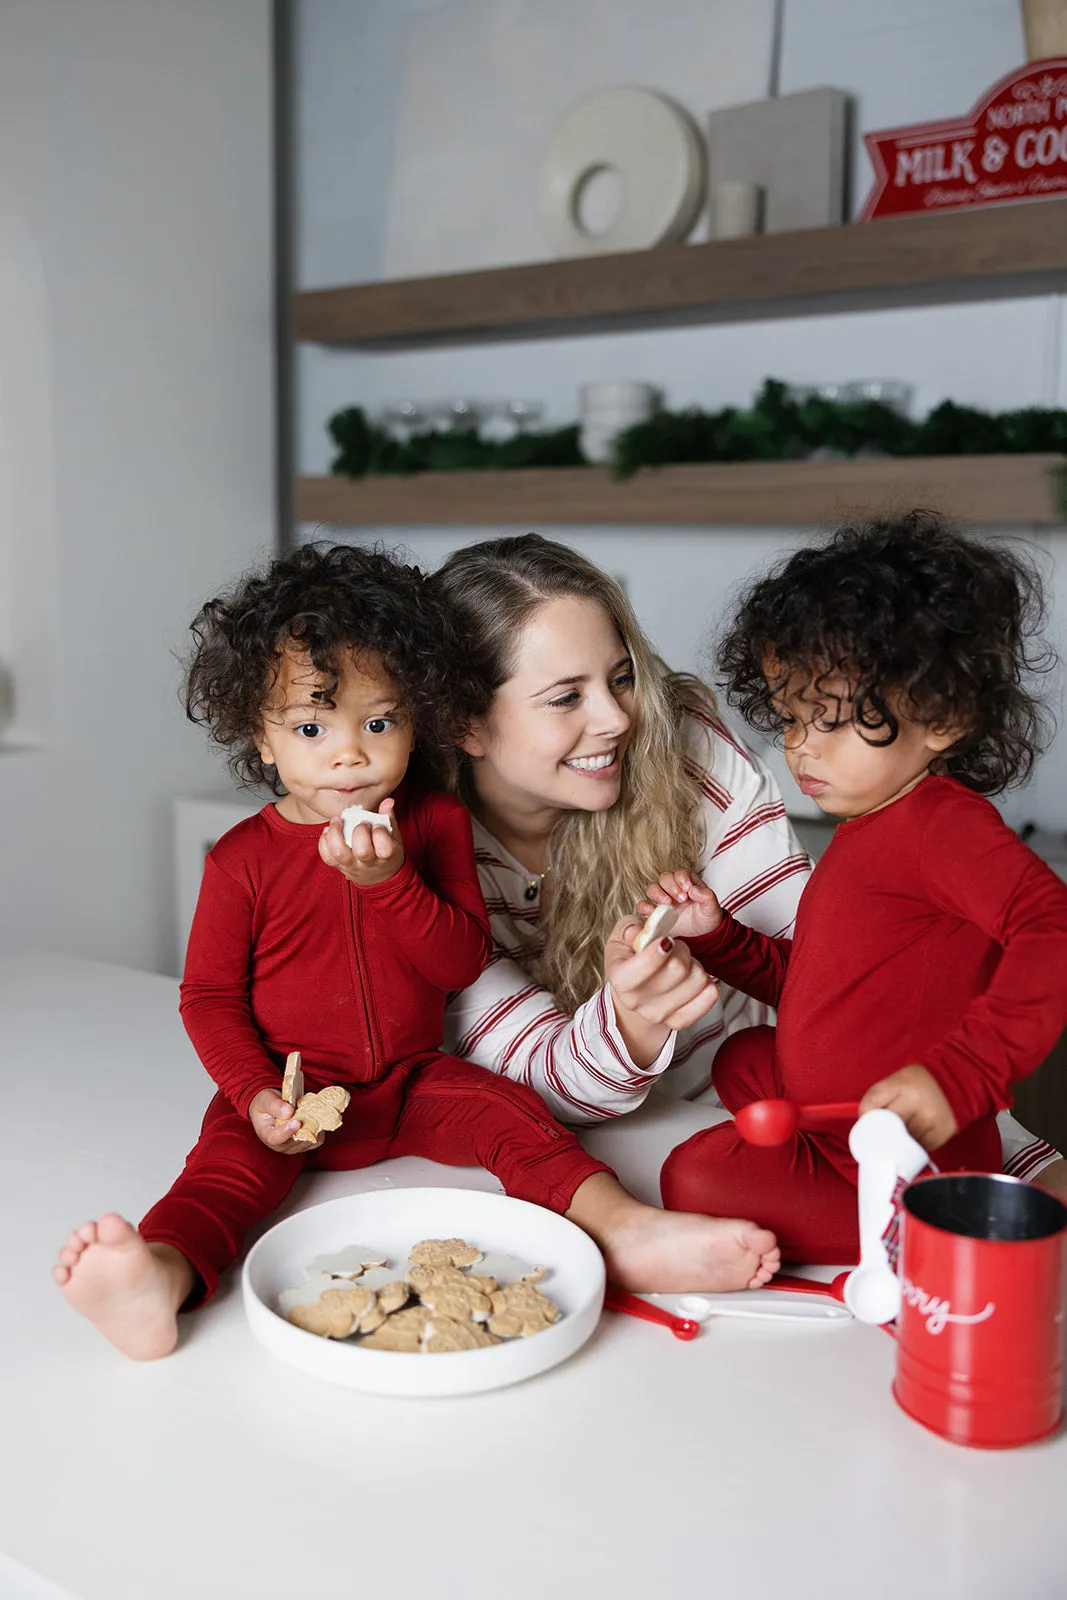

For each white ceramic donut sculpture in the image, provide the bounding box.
[535,86,705,257]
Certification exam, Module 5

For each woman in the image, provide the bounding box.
[430,534,1064,1229]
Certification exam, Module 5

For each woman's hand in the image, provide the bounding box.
[318,796,405,887]
[638,870,723,942]
[604,915,720,1067]
[858,1064,959,1151]
[248,1089,325,1155]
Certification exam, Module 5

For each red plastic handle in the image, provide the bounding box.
[603,1284,700,1340]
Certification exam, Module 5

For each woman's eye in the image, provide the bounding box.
[612,671,635,693]
[364,717,394,735]
[548,691,580,709]
[296,723,325,739]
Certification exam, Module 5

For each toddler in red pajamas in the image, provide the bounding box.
[55,543,778,1358]
[654,512,1067,1262]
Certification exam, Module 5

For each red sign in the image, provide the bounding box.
[861,58,1067,219]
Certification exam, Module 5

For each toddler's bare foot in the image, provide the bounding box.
[52,1214,192,1361]
[567,1174,778,1293]
[602,1206,779,1293]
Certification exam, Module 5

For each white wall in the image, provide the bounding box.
[292,0,1067,829]
[0,0,277,976]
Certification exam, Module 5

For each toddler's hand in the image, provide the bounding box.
[249,1088,324,1155]
[637,870,724,941]
[318,796,405,887]
[606,915,719,1034]
[858,1064,958,1151]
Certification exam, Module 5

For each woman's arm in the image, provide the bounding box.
[444,945,678,1124]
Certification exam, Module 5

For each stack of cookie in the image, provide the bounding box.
[279,1237,561,1353]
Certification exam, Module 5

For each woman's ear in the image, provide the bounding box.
[459,718,489,760]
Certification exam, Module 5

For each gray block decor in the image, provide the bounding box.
[707,87,849,237]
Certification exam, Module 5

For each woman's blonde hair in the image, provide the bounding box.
[429,534,709,1014]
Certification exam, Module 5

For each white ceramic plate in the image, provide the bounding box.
[242,1187,606,1397]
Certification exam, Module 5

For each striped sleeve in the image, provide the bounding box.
[686,705,810,942]
[998,1109,1063,1181]
[443,952,674,1124]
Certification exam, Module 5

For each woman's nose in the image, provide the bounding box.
[590,687,631,735]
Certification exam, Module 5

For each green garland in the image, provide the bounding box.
[328,380,1067,513]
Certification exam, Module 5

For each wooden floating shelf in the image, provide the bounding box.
[294,202,1067,347]
[297,455,1066,529]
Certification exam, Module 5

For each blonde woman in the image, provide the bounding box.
[430,535,1064,1224]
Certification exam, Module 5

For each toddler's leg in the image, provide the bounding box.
[54,1092,303,1359]
[660,1122,860,1262]
[388,1057,780,1293]
[663,1026,859,1262]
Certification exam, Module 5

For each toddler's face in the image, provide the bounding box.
[255,646,415,827]
[763,662,958,820]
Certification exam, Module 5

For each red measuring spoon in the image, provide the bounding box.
[603,1284,700,1340]
[734,1098,861,1146]
[761,1270,852,1303]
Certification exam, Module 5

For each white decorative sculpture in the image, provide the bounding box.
[535,87,705,257]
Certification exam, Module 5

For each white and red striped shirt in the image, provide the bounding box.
[442,704,1059,1180]
[443,706,808,1120]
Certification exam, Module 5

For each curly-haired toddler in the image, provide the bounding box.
[653,512,1067,1261]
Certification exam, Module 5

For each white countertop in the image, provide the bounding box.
[3,952,1065,1600]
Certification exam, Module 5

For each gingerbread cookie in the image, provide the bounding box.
[306,1245,386,1280]
[291,1083,351,1144]
[357,1298,388,1335]
[341,805,394,846]
[288,1283,374,1338]
[633,901,682,953]
[488,1281,561,1338]
[281,1049,305,1108]
[376,1281,410,1314]
[424,1317,500,1353]
[408,1238,482,1270]
[361,1320,424,1353]
[418,1280,492,1324]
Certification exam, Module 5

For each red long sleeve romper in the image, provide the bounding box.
[140,783,609,1301]
[660,777,1067,1262]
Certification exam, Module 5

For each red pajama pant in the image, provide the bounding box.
[140,1053,611,1303]
[659,1026,1002,1263]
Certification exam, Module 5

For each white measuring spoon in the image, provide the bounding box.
[674,1292,852,1324]
[843,1109,928,1324]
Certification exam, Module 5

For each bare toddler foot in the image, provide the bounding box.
[53,1214,191,1361]
[602,1205,780,1294]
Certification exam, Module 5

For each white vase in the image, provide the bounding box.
[579,380,657,463]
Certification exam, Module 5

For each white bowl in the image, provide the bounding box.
[242,1187,606,1398]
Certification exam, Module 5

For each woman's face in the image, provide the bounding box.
[464,596,636,821]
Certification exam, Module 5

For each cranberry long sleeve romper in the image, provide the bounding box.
[140,784,610,1301]
[660,778,1067,1261]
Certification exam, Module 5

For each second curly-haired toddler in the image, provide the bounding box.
[653,512,1067,1262]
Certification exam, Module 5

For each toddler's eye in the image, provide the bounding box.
[296,722,325,740]
[364,717,394,735]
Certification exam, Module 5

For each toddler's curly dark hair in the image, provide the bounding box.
[717,510,1056,794]
[185,542,462,794]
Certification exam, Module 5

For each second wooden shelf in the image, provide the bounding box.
[297,455,1065,528]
